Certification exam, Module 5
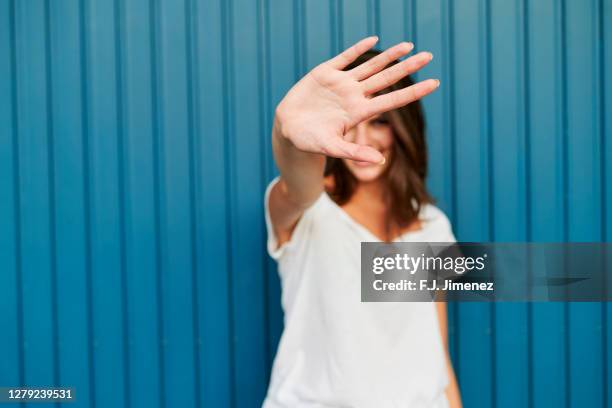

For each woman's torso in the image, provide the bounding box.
[263,178,455,408]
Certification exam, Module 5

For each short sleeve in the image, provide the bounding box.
[264,176,325,260]
[436,211,457,243]
[420,204,457,243]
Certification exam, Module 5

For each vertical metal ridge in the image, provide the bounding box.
[446,0,457,231]
[558,1,570,404]
[77,0,95,405]
[521,0,534,406]
[594,0,605,242]
[442,0,460,370]
[220,0,236,405]
[9,0,25,389]
[563,0,571,400]
[249,0,270,386]
[403,0,409,42]
[113,0,131,405]
[604,302,609,408]
[591,0,602,241]
[367,0,372,34]
[559,0,568,243]
[555,0,571,401]
[329,0,334,56]
[480,0,492,242]
[292,0,301,80]
[595,0,608,406]
[478,1,495,406]
[599,1,608,240]
[257,0,273,375]
[42,0,60,393]
[403,0,417,51]
[373,0,380,37]
[411,0,417,46]
[184,0,202,405]
[490,304,497,408]
[522,0,532,243]
[600,0,608,245]
[366,0,378,36]
[516,0,529,241]
[337,0,344,50]
[403,0,417,60]
[299,0,307,72]
[564,300,570,408]
[296,1,307,77]
[329,0,338,56]
[599,0,609,402]
[407,0,418,81]
[148,0,165,406]
[263,0,274,179]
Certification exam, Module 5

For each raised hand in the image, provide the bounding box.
[274,36,439,164]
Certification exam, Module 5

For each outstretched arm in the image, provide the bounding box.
[269,36,439,246]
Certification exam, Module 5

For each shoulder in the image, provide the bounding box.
[264,176,333,260]
[418,203,456,241]
[419,203,450,223]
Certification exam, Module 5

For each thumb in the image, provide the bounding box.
[323,138,385,164]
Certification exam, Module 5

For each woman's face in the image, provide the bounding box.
[342,115,394,182]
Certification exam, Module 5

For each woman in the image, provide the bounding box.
[263,37,462,408]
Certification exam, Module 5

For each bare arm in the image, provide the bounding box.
[269,36,439,245]
[436,302,463,408]
[268,119,325,245]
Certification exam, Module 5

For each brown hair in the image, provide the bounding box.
[324,49,434,241]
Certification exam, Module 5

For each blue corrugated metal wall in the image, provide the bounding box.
[0,0,610,407]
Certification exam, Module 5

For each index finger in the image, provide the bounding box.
[327,36,379,70]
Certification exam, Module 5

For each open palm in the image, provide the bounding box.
[275,36,439,164]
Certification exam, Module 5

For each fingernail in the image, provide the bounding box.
[434,79,441,87]
[428,52,434,61]
[380,157,386,165]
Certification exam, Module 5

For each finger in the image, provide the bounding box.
[327,36,379,70]
[362,51,433,95]
[322,138,385,164]
[367,79,440,114]
[348,41,414,80]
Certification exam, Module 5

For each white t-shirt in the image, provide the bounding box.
[262,177,456,408]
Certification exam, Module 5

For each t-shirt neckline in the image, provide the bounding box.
[320,192,427,242]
